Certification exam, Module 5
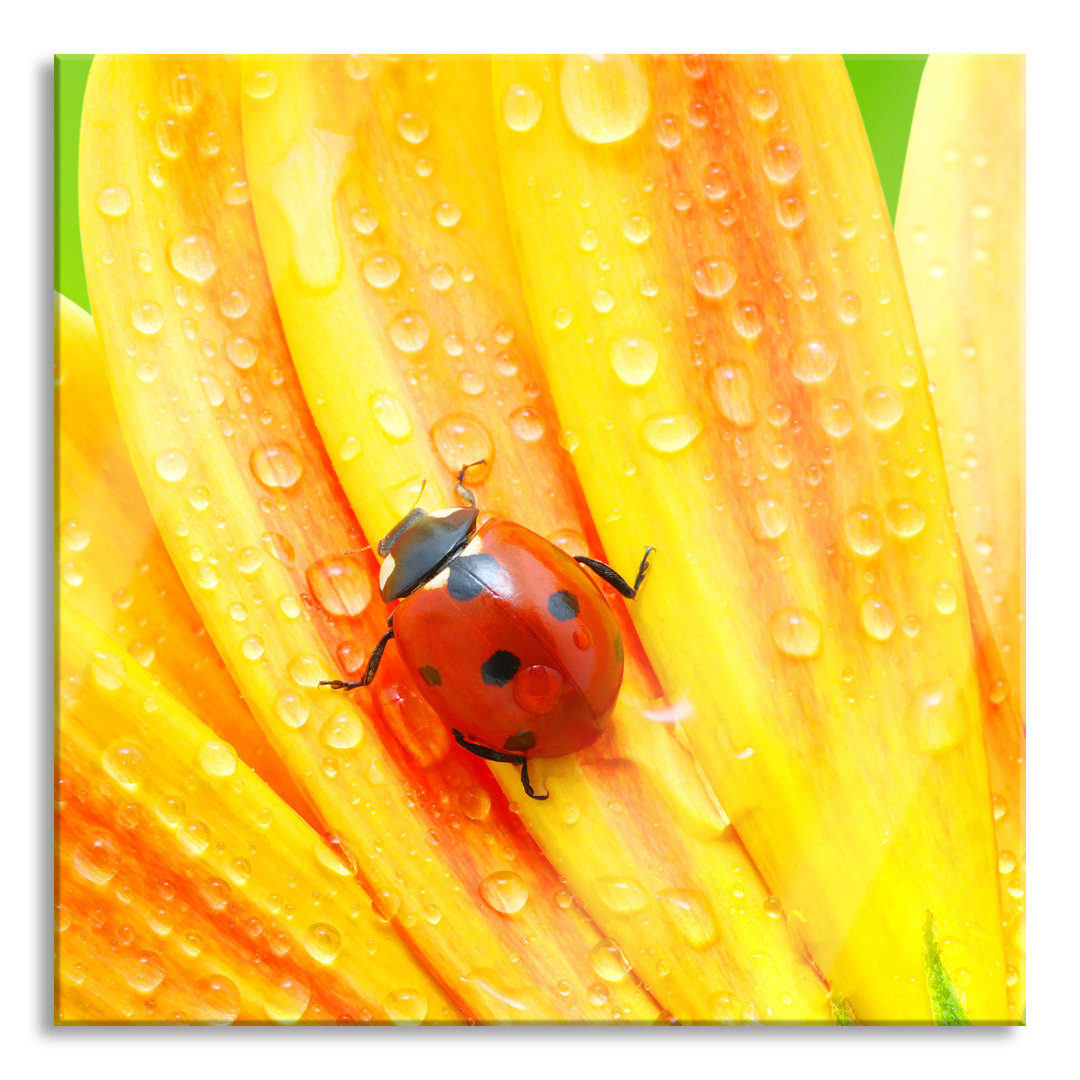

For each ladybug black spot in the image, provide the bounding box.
[547,589,580,621]
[419,665,441,686]
[481,650,521,687]
[503,730,537,752]
[447,553,502,601]
[614,633,623,664]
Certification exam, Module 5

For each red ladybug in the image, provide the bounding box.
[322,462,652,800]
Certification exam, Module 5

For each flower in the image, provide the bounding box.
[57,54,1022,1024]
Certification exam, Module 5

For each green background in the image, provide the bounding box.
[55,55,927,315]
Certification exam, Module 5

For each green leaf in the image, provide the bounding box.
[924,912,971,1025]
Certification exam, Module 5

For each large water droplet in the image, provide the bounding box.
[118,950,165,994]
[589,938,631,981]
[610,333,659,386]
[431,414,493,479]
[91,650,127,690]
[263,976,311,1024]
[319,711,363,750]
[844,505,884,557]
[643,412,701,454]
[860,595,895,640]
[479,871,529,914]
[362,252,401,289]
[886,498,926,538]
[933,582,958,614]
[388,311,430,353]
[131,300,164,335]
[276,690,310,729]
[102,741,148,788]
[198,740,238,777]
[72,834,121,885]
[97,186,131,217]
[250,443,302,489]
[692,256,737,298]
[168,233,218,282]
[192,974,241,1024]
[560,55,650,144]
[658,888,718,950]
[708,361,756,427]
[384,989,428,1023]
[508,407,545,443]
[244,70,278,99]
[863,386,904,430]
[303,922,342,964]
[306,554,373,617]
[503,83,543,132]
[770,608,822,658]
[762,138,802,183]
[371,392,413,440]
[623,214,652,244]
[790,337,836,383]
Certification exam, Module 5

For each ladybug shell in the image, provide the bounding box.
[393,519,624,759]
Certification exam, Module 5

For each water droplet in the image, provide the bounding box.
[370,392,413,440]
[844,505,884,556]
[770,608,822,658]
[911,682,965,756]
[303,922,342,964]
[998,849,1016,874]
[352,206,378,235]
[119,950,165,994]
[747,87,779,120]
[384,989,427,1023]
[692,256,737,298]
[503,83,543,131]
[790,337,836,383]
[552,307,573,330]
[654,113,681,148]
[837,292,862,323]
[320,711,363,751]
[934,582,958,614]
[287,654,326,688]
[508,407,545,442]
[97,186,131,217]
[623,214,652,243]
[72,834,120,885]
[434,201,461,228]
[241,635,265,661]
[658,889,718,950]
[198,740,237,777]
[396,111,429,144]
[430,415,493,480]
[102,742,148,788]
[168,233,217,282]
[755,497,789,539]
[250,443,302,489]
[276,690,310,729]
[131,300,164,335]
[263,976,311,1024]
[479,871,529,914]
[559,55,650,144]
[820,398,853,438]
[762,138,802,183]
[388,311,430,353]
[362,252,401,289]
[708,361,756,427]
[643,412,701,454]
[610,333,659,386]
[596,877,648,913]
[860,595,895,640]
[61,518,91,552]
[886,498,926,537]
[225,335,259,370]
[306,554,373,617]
[591,288,615,312]
[863,386,903,429]
[580,229,598,252]
[461,787,491,821]
[698,164,731,205]
[244,70,278,99]
[776,194,806,228]
[589,938,631,982]
[90,648,127,690]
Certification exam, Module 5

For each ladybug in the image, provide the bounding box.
[321,461,652,800]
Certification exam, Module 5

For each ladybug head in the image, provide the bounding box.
[377,506,478,602]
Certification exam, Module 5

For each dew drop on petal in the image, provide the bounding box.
[863,386,904,430]
[589,938,631,981]
[610,333,659,386]
[692,256,737,298]
[97,186,131,217]
[762,138,802,183]
[708,361,756,427]
[860,595,895,640]
[559,55,650,144]
[303,922,342,964]
[431,415,493,478]
[388,312,430,353]
[503,83,543,131]
[790,337,836,383]
[362,252,401,289]
[155,449,189,483]
[168,233,218,282]
[844,505,884,556]
[480,871,529,914]
[370,392,413,440]
[508,407,546,442]
[770,608,822,658]
[198,740,237,777]
[886,498,927,537]
[250,443,302,489]
[642,412,701,454]
[131,300,164,335]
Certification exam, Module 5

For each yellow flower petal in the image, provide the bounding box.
[78,54,656,1022]
[495,53,1007,1021]
[243,54,831,1023]
[897,55,1025,717]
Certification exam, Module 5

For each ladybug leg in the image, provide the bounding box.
[454,459,487,509]
[451,729,549,801]
[575,546,654,599]
[320,627,394,690]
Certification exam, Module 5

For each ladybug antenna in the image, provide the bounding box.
[408,478,428,512]
[343,544,372,556]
